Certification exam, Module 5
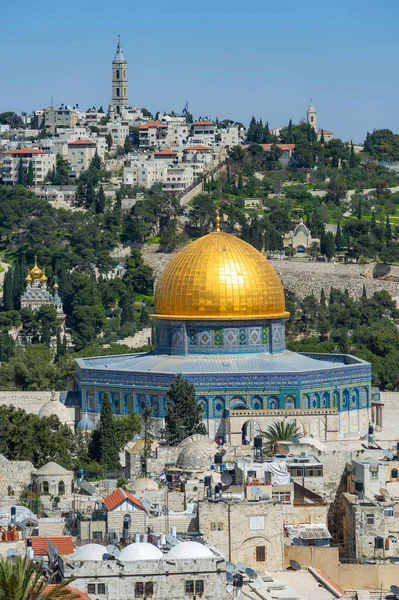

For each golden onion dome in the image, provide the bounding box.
[153,231,289,321]
[25,270,32,283]
[53,281,59,290]
[29,257,43,280]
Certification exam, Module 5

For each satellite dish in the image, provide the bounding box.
[221,473,233,486]
[7,549,17,557]
[278,443,289,455]
[252,579,262,590]
[384,449,394,460]
[245,567,257,579]
[292,537,304,546]
[236,561,247,572]
[102,553,112,560]
[165,533,179,546]
[226,584,234,593]
[290,559,301,571]
[391,584,399,597]
[106,544,120,558]
[226,572,234,582]
[226,561,237,574]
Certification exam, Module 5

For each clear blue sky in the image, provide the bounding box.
[2,0,398,142]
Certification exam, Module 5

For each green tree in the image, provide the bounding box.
[89,394,121,470]
[17,158,25,186]
[262,420,303,454]
[349,141,357,168]
[53,154,70,185]
[2,270,14,311]
[0,555,79,599]
[27,160,34,186]
[164,374,207,445]
[106,132,113,151]
[140,403,154,475]
[95,185,106,214]
[335,222,343,250]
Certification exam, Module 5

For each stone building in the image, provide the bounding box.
[38,390,75,429]
[103,488,147,539]
[63,540,229,600]
[76,226,376,443]
[0,454,34,498]
[31,462,74,511]
[2,148,55,186]
[306,100,334,142]
[283,219,319,256]
[109,35,128,121]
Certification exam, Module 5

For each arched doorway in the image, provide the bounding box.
[242,420,260,445]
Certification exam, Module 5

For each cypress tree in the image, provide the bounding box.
[247,117,257,142]
[17,158,24,186]
[27,160,34,186]
[90,150,102,170]
[386,214,392,245]
[2,270,14,311]
[287,119,293,144]
[320,288,326,308]
[320,129,325,145]
[263,121,271,143]
[335,222,343,250]
[371,210,377,232]
[362,284,367,298]
[357,196,362,219]
[91,394,121,470]
[85,180,96,209]
[95,185,106,214]
[164,374,207,445]
[349,141,357,168]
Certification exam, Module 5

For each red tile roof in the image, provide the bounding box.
[45,585,89,599]
[183,145,212,152]
[3,148,46,155]
[104,488,145,511]
[192,121,214,126]
[154,149,177,156]
[31,536,74,556]
[139,121,161,130]
[68,140,96,146]
[242,143,295,151]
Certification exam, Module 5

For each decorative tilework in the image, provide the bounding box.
[199,330,212,346]
[172,328,184,347]
[213,329,223,346]
[224,328,238,346]
[188,329,197,346]
[239,328,247,345]
[249,327,261,346]
[262,327,269,344]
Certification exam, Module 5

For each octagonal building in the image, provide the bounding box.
[75,229,375,442]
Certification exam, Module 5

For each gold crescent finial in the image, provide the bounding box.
[215,208,220,232]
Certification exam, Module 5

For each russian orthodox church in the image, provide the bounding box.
[21,258,66,337]
[75,218,379,444]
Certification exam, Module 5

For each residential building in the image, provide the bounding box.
[163,164,194,193]
[43,105,79,134]
[62,540,229,600]
[190,121,216,146]
[1,148,55,185]
[106,121,129,149]
[67,139,97,177]
[138,121,168,149]
[103,488,147,539]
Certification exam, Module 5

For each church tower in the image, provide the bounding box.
[307,100,317,131]
[110,35,128,120]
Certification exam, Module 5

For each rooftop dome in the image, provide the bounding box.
[294,219,309,236]
[167,541,214,560]
[177,436,217,471]
[119,542,163,561]
[129,478,159,493]
[38,391,73,425]
[71,543,106,561]
[77,418,95,431]
[29,257,43,280]
[153,231,288,321]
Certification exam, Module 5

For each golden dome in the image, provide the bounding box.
[25,270,32,283]
[29,256,43,280]
[40,269,48,283]
[153,232,289,321]
[53,281,59,290]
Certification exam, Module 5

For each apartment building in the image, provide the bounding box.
[67,140,97,177]
[1,148,55,186]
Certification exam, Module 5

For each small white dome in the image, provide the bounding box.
[129,478,159,493]
[71,544,106,561]
[119,542,163,561]
[167,541,214,560]
[38,398,73,425]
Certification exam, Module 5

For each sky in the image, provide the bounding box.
[1,0,399,142]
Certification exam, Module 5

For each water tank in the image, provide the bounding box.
[254,436,263,449]
[10,506,16,524]
[233,574,244,587]
[214,453,223,465]
[368,424,374,435]
[354,480,364,493]
[375,536,384,549]
[392,468,398,479]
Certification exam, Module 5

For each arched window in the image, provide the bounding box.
[285,396,295,410]
[302,394,309,409]
[311,393,320,409]
[351,389,359,408]
[116,88,120,97]
[58,481,65,495]
[268,396,279,410]
[342,389,349,408]
[116,69,120,79]
[123,514,131,533]
[87,391,95,412]
[116,106,120,114]
[322,392,330,408]
[42,481,49,495]
[333,391,339,408]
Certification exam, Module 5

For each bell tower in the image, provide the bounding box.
[307,99,317,131]
[110,34,128,121]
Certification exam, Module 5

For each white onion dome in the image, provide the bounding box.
[167,541,214,560]
[71,544,106,561]
[38,391,73,426]
[119,542,163,561]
